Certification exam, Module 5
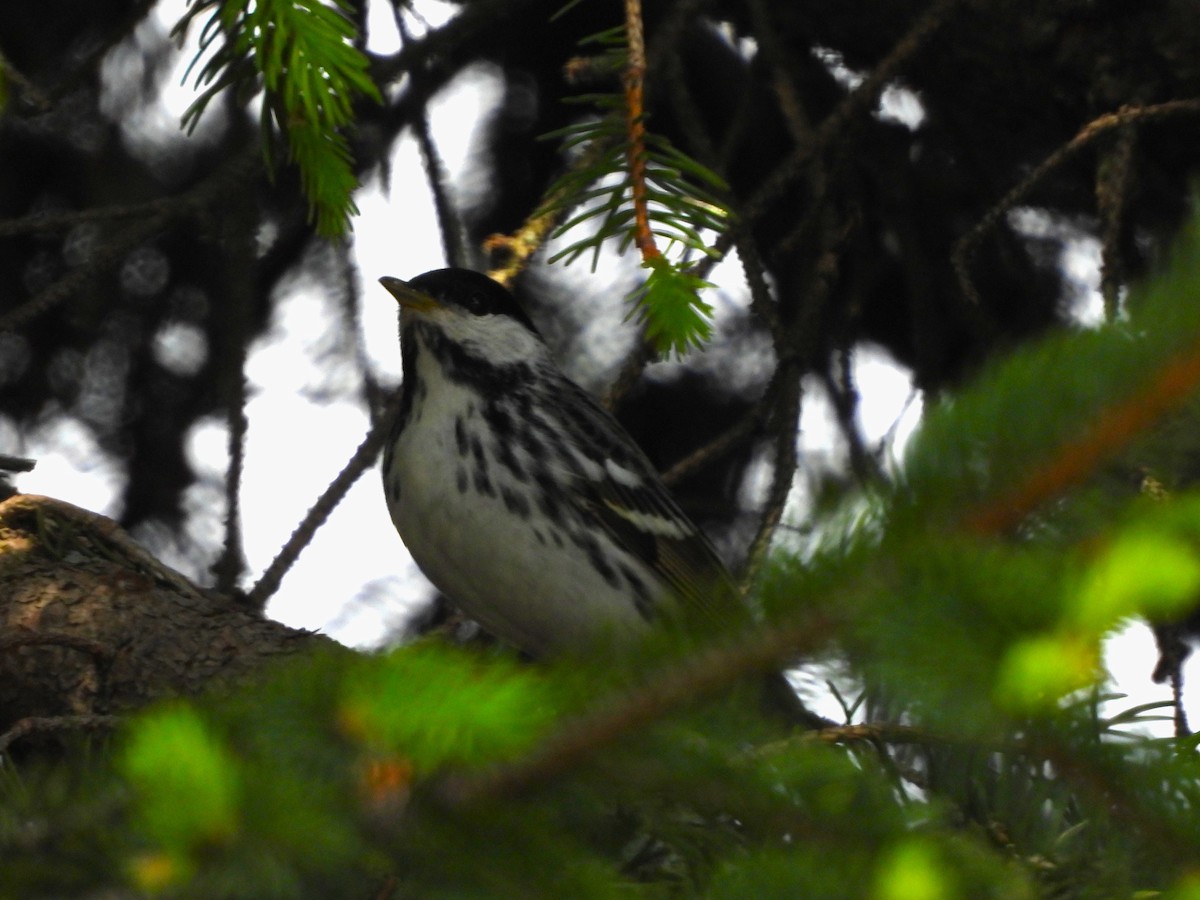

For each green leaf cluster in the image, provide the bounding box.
[174,0,381,237]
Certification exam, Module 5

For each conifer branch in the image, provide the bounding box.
[173,0,381,237]
[436,610,840,807]
[484,137,617,286]
[953,98,1200,310]
[965,335,1200,534]
[529,19,731,355]
[622,0,659,263]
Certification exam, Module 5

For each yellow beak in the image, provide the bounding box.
[379,276,441,313]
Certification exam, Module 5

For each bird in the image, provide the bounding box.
[379,268,819,727]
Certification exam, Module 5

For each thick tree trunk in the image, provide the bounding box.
[0,494,335,733]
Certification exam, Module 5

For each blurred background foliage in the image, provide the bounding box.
[4,0,1200,895]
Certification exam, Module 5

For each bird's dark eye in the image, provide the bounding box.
[407,267,540,333]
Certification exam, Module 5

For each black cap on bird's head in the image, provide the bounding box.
[379,268,539,334]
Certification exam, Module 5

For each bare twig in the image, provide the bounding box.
[396,11,466,269]
[0,629,114,663]
[655,10,719,164]
[601,335,657,412]
[35,0,159,113]
[0,197,186,238]
[953,99,1200,309]
[0,214,176,333]
[744,0,814,146]
[212,190,257,597]
[483,136,617,287]
[734,226,785,343]
[246,388,408,606]
[659,20,835,580]
[1167,664,1190,739]
[822,350,881,485]
[0,0,155,116]
[0,49,50,112]
[739,362,804,590]
[369,0,542,89]
[723,0,965,260]
[1097,124,1138,321]
[216,376,249,596]
[0,714,120,756]
[0,629,115,710]
[808,721,930,746]
[0,455,36,473]
[658,27,785,344]
[737,213,858,584]
[661,403,766,487]
[0,148,260,333]
[343,258,386,425]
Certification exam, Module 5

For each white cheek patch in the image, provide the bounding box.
[438,310,547,366]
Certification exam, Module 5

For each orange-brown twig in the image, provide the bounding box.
[623,0,660,263]
[435,609,839,806]
[965,335,1200,534]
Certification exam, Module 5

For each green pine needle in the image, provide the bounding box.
[174,0,381,237]
[537,23,732,355]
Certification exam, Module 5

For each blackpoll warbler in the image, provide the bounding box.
[380,269,816,726]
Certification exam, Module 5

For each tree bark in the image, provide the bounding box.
[0,494,336,732]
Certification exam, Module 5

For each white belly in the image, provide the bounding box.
[384,367,651,656]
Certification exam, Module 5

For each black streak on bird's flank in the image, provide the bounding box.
[473,469,495,497]
[501,487,531,517]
